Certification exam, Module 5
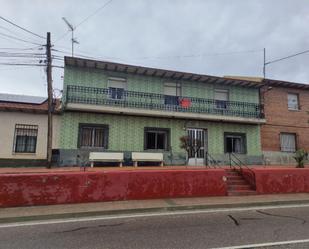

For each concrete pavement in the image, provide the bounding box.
[1,193,309,224]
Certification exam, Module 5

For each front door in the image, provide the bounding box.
[187,128,207,166]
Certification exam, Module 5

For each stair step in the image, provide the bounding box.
[228,190,257,196]
[227,176,243,180]
[228,185,253,191]
[227,180,248,185]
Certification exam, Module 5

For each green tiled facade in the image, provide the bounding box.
[59,65,263,165]
[63,66,259,103]
[60,112,261,156]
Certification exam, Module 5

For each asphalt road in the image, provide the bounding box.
[1,205,309,249]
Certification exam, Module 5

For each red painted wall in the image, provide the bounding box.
[253,168,309,194]
[0,169,227,207]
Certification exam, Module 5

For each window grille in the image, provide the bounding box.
[13,124,38,153]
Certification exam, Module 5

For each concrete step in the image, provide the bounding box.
[228,184,253,191]
[228,190,257,196]
[227,175,243,180]
[227,179,248,185]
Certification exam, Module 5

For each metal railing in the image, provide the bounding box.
[205,152,220,168]
[65,85,264,119]
[228,153,256,188]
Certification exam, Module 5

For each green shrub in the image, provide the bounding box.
[293,149,308,168]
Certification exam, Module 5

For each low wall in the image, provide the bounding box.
[0,169,227,207]
[253,168,309,194]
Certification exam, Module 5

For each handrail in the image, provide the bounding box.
[205,152,220,168]
[229,153,256,188]
[66,85,264,119]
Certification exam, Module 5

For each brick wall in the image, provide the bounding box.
[261,86,309,152]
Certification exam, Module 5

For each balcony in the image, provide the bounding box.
[65,85,265,124]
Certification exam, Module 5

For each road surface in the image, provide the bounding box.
[0,204,309,248]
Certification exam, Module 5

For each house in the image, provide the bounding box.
[0,93,60,166]
[58,56,266,166]
[260,78,309,164]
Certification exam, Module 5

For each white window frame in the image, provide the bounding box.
[280,133,297,153]
[287,93,299,110]
[214,89,229,109]
[107,77,127,100]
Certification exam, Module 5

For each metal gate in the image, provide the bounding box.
[187,128,207,165]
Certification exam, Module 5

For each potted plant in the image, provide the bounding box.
[179,135,202,166]
[293,149,308,168]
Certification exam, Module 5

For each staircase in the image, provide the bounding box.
[225,169,256,196]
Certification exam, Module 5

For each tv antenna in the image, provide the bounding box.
[62,17,79,57]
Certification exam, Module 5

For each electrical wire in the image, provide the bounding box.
[0,15,45,39]
[55,0,115,43]
[265,49,309,65]
[0,32,43,46]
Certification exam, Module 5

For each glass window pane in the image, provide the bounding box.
[281,133,296,152]
[156,133,165,149]
[146,132,156,149]
[81,128,93,147]
[94,128,105,147]
[288,93,299,110]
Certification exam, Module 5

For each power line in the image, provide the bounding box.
[132,49,263,60]
[55,0,115,43]
[75,0,114,28]
[0,15,45,39]
[0,46,43,51]
[265,49,309,65]
[0,32,43,46]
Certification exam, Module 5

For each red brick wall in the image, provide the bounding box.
[261,86,309,151]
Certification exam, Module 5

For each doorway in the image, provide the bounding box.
[187,128,207,166]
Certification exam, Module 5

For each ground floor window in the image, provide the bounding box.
[224,132,246,154]
[280,133,296,152]
[13,124,38,153]
[144,128,170,150]
[78,124,109,148]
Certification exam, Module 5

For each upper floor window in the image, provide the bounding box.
[78,124,109,148]
[108,77,126,100]
[164,82,181,105]
[215,89,229,109]
[280,133,296,152]
[287,93,299,110]
[13,124,38,153]
[224,132,246,154]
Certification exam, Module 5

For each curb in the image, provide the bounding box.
[1,199,309,224]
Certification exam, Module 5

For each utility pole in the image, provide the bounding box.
[263,48,266,78]
[46,32,53,168]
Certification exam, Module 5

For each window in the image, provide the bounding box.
[287,93,299,110]
[215,89,229,109]
[224,133,246,154]
[108,77,126,100]
[13,124,38,153]
[164,82,181,105]
[78,124,108,148]
[280,133,296,152]
[144,128,170,150]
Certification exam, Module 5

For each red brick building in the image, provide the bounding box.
[261,79,309,164]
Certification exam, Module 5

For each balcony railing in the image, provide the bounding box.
[66,85,264,119]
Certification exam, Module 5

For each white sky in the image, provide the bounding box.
[0,0,309,97]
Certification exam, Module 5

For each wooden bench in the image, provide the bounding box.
[89,152,124,167]
[131,152,164,167]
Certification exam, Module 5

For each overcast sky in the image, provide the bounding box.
[0,0,309,97]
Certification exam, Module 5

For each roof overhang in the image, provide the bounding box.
[64,56,263,88]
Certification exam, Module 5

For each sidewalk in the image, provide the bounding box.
[1,193,309,224]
